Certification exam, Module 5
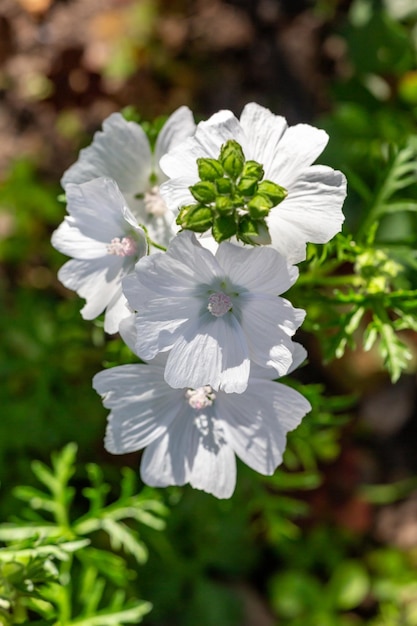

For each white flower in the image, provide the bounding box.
[123,230,305,393]
[160,102,346,263]
[93,339,311,499]
[61,106,196,248]
[52,177,147,333]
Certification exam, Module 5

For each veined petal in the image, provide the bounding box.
[58,256,125,321]
[237,293,304,374]
[218,380,311,475]
[154,106,196,178]
[160,109,247,179]
[239,102,288,168]
[164,312,250,393]
[104,291,131,334]
[188,416,237,498]
[134,296,202,360]
[51,219,107,259]
[133,232,222,296]
[159,176,196,213]
[64,178,131,242]
[62,113,152,194]
[263,123,329,187]
[93,364,183,452]
[215,242,298,295]
[140,407,197,488]
[140,406,237,498]
[268,165,347,263]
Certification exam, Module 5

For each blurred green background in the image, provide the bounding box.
[1,0,417,624]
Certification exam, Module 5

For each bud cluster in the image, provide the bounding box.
[176,140,288,245]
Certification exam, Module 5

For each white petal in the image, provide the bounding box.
[141,407,237,498]
[218,380,311,475]
[236,293,304,375]
[62,113,152,194]
[160,110,247,180]
[159,176,196,213]
[164,313,250,393]
[268,165,347,263]
[93,364,183,452]
[58,256,126,321]
[239,102,288,167]
[154,106,196,176]
[134,231,221,296]
[215,242,298,295]
[188,417,236,498]
[263,124,329,188]
[64,178,131,242]
[118,314,138,353]
[134,295,202,360]
[104,291,131,334]
[51,219,107,259]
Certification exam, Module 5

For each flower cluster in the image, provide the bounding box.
[52,103,347,498]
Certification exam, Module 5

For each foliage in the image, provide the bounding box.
[0,445,167,625]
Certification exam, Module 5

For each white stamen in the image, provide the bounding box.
[107,236,137,256]
[208,292,232,317]
[144,186,168,217]
[186,385,216,410]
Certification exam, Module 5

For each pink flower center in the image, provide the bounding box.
[144,186,168,217]
[207,292,232,317]
[186,386,216,410]
[107,236,137,257]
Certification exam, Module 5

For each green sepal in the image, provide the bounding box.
[257,180,288,206]
[241,160,264,181]
[197,157,224,181]
[237,215,271,245]
[216,177,233,195]
[189,181,216,204]
[219,140,245,180]
[215,196,235,213]
[176,204,213,232]
[212,214,237,242]
[237,176,258,197]
[247,194,274,218]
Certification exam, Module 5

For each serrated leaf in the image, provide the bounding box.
[101,519,148,565]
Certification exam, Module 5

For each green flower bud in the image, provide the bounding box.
[215,196,235,213]
[238,216,271,246]
[212,214,237,242]
[237,176,258,197]
[189,181,217,204]
[241,160,264,182]
[177,204,213,232]
[247,194,274,218]
[197,157,224,181]
[257,180,288,206]
[216,177,233,195]
[219,140,245,180]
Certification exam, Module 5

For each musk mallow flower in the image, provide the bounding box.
[52,177,147,333]
[92,336,311,499]
[159,102,347,263]
[61,106,196,249]
[123,230,305,394]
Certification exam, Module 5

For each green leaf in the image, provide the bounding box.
[328,560,370,610]
[101,519,148,564]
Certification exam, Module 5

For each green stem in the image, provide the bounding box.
[139,223,167,252]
